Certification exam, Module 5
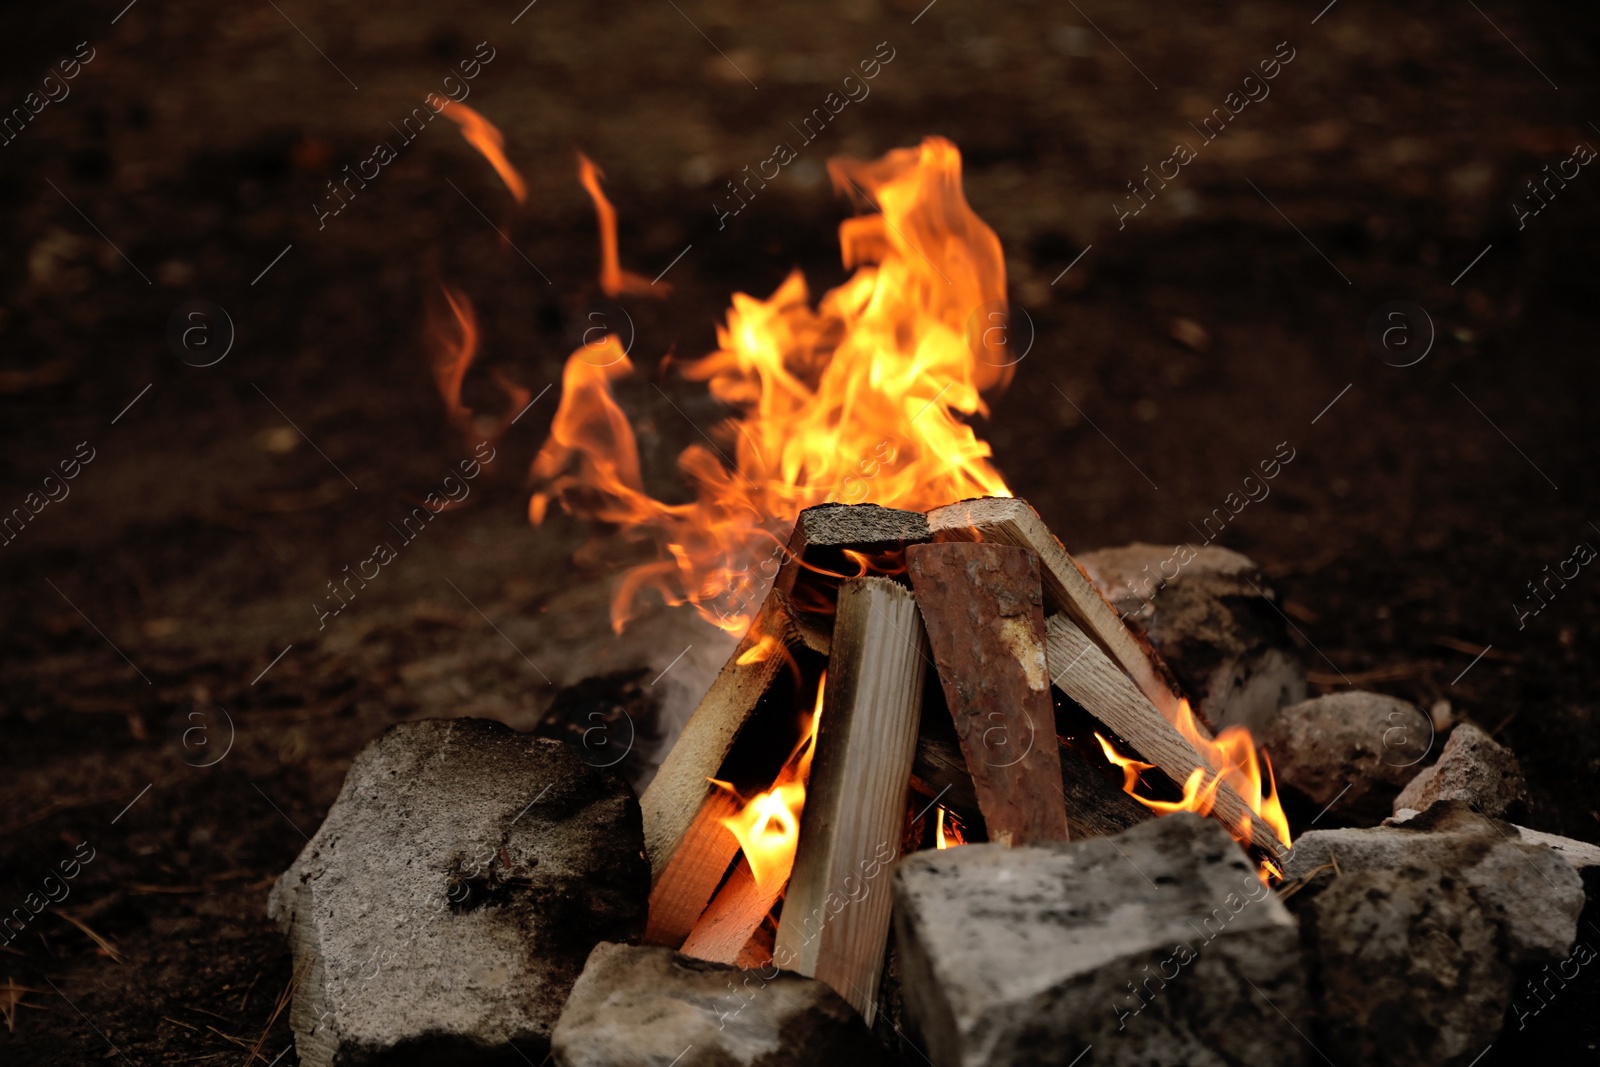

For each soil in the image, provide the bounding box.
[2,0,1597,1063]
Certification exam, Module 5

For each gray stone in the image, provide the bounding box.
[551,942,886,1067]
[1304,867,1511,1067]
[1255,691,1432,825]
[1078,543,1305,733]
[893,813,1310,1067]
[1282,804,1583,968]
[1393,722,1528,819]
[1512,824,1600,869]
[269,719,649,1067]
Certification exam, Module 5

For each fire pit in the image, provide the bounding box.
[266,136,1589,1065]
[3,5,1598,1066]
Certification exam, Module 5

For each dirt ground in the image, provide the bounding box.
[2,0,1598,1063]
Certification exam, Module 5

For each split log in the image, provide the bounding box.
[772,503,930,654]
[926,496,1191,732]
[1044,613,1283,855]
[642,789,741,947]
[679,858,782,965]
[640,594,797,880]
[905,541,1069,846]
[774,577,927,1025]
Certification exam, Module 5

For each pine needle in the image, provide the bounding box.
[57,912,125,964]
[243,952,312,1067]
[0,977,51,1033]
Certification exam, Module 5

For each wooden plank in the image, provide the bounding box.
[774,577,927,1025]
[905,542,1069,846]
[1044,613,1283,855]
[642,789,741,948]
[640,592,796,879]
[926,497,1194,734]
[772,503,930,655]
[679,858,782,965]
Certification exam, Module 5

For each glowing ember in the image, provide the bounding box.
[577,153,659,298]
[712,672,825,889]
[438,101,526,203]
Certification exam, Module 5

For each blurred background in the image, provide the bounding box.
[2,0,1598,1062]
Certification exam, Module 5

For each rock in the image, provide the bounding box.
[1077,543,1305,733]
[1512,825,1600,870]
[1393,722,1528,819]
[269,719,649,1067]
[551,942,886,1067]
[1255,691,1432,825]
[1283,804,1583,968]
[892,813,1310,1067]
[1303,867,1512,1066]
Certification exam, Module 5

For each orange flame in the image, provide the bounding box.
[439,101,526,203]
[713,672,825,890]
[577,153,660,298]
[1096,699,1293,876]
[428,284,531,448]
[513,135,1289,870]
[432,284,479,435]
[533,137,1011,633]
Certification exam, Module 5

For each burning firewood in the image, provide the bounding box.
[641,595,798,880]
[772,501,930,654]
[913,729,1154,841]
[905,541,1070,846]
[774,577,928,1024]
[1044,613,1284,856]
[677,857,783,965]
[642,788,741,948]
[645,503,929,947]
[927,496,1191,731]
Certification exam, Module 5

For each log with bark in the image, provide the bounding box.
[905,540,1070,846]
[927,496,1191,731]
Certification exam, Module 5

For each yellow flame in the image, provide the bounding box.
[531,138,1010,634]
[714,672,826,890]
[934,806,965,849]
